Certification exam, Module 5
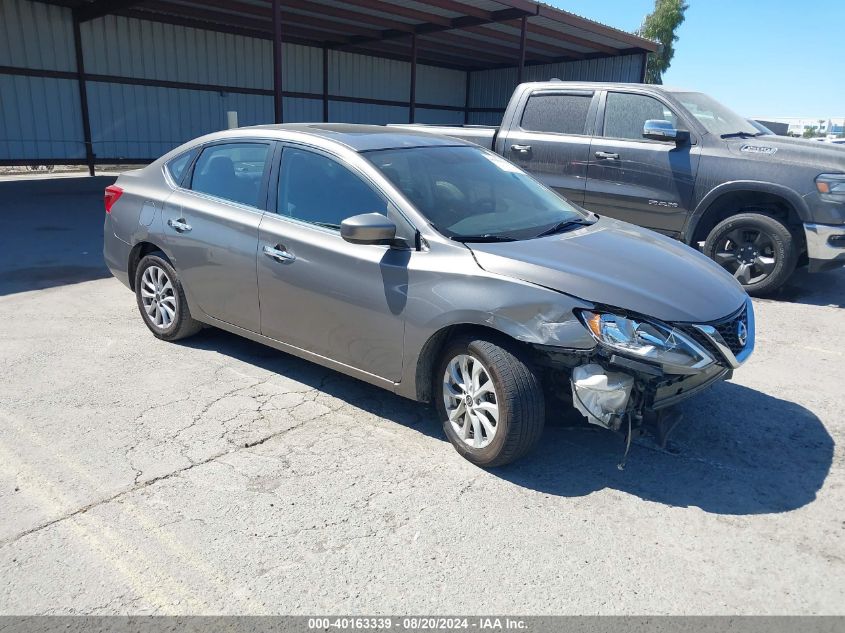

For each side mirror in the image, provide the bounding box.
[340,213,397,245]
[643,119,690,144]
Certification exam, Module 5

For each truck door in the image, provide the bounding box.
[584,90,700,236]
[498,89,597,206]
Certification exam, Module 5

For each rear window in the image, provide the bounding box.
[165,149,197,185]
[189,142,270,208]
[519,93,593,135]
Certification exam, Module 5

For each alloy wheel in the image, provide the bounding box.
[713,226,777,285]
[140,265,177,329]
[442,354,499,449]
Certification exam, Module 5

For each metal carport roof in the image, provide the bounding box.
[43,0,657,71]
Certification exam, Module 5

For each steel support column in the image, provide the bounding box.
[517,15,527,84]
[272,0,283,123]
[71,13,95,176]
[463,70,471,124]
[322,47,329,122]
[408,33,417,123]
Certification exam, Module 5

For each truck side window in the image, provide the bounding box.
[520,94,592,135]
[603,92,679,141]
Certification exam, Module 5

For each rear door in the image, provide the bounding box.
[583,90,700,235]
[162,140,273,332]
[497,89,598,205]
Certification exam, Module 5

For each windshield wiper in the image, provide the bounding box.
[720,131,762,139]
[533,218,592,238]
[452,234,516,243]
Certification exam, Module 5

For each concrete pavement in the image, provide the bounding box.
[0,176,843,614]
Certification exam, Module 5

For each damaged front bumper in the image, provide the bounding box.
[534,298,753,433]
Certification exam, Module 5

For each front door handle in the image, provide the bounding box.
[167,218,192,233]
[263,244,296,263]
[595,151,620,160]
[511,144,532,153]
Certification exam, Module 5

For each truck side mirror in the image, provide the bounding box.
[340,213,397,245]
[643,119,690,145]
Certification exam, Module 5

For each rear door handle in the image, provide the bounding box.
[511,144,532,153]
[263,244,296,263]
[595,151,620,160]
[167,218,192,232]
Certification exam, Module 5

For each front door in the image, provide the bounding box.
[584,91,700,236]
[257,146,407,381]
[498,89,597,206]
[162,140,273,331]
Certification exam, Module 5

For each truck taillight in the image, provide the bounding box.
[104,185,123,214]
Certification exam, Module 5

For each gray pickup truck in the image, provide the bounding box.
[394,82,845,295]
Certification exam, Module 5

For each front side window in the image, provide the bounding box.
[366,145,588,242]
[277,148,387,229]
[520,93,593,135]
[603,92,679,141]
[190,142,270,208]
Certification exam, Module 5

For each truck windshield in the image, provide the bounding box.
[365,145,588,241]
[672,91,760,138]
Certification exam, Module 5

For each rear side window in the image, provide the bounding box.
[277,148,386,229]
[520,94,593,135]
[165,149,197,185]
[189,142,270,208]
[603,92,679,140]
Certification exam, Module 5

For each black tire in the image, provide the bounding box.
[134,252,202,341]
[434,336,545,468]
[703,212,798,296]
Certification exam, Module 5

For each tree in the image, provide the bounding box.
[803,125,819,139]
[637,0,689,84]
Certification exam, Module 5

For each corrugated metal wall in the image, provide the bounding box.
[0,0,75,71]
[0,74,84,159]
[1,0,646,162]
[0,0,84,159]
[467,53,646,124]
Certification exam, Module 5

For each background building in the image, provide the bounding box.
[0,0,656,173]
[755,117,845,138]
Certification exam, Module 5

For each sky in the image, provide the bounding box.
[550,0,844,119]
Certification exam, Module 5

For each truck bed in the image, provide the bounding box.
[388,123,498,149]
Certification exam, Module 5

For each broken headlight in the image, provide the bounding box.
[578,310,714,373]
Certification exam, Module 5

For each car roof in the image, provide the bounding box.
[240,123,471,152]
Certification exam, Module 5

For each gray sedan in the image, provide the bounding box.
[103,124,753,467]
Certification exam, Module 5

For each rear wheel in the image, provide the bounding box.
[704,212,798,296]
[134,252,202,341]
[435,336,544,468]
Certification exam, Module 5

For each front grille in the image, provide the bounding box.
[685,327,723,359]
[681,303,749,366]
[713,304,748,355]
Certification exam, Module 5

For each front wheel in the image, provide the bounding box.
[435,336,545,468]
[703,212,798,296]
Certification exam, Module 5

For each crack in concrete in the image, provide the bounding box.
[0,403,325,548]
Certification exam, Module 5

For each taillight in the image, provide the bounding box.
[104,185,123,214]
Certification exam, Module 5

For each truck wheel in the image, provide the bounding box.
[435,336,545,468]
[703,213,798,296]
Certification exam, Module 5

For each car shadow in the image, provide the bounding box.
[760,266,845,308]
[181,328,833,516]
[0,176,114,297]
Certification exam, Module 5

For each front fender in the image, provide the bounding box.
[683,180,810,243]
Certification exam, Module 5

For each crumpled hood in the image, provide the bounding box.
[725,135,845,170]
[469,217,747,323]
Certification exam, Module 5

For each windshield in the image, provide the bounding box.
[365,145,587,241]
[673,91,760,137]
